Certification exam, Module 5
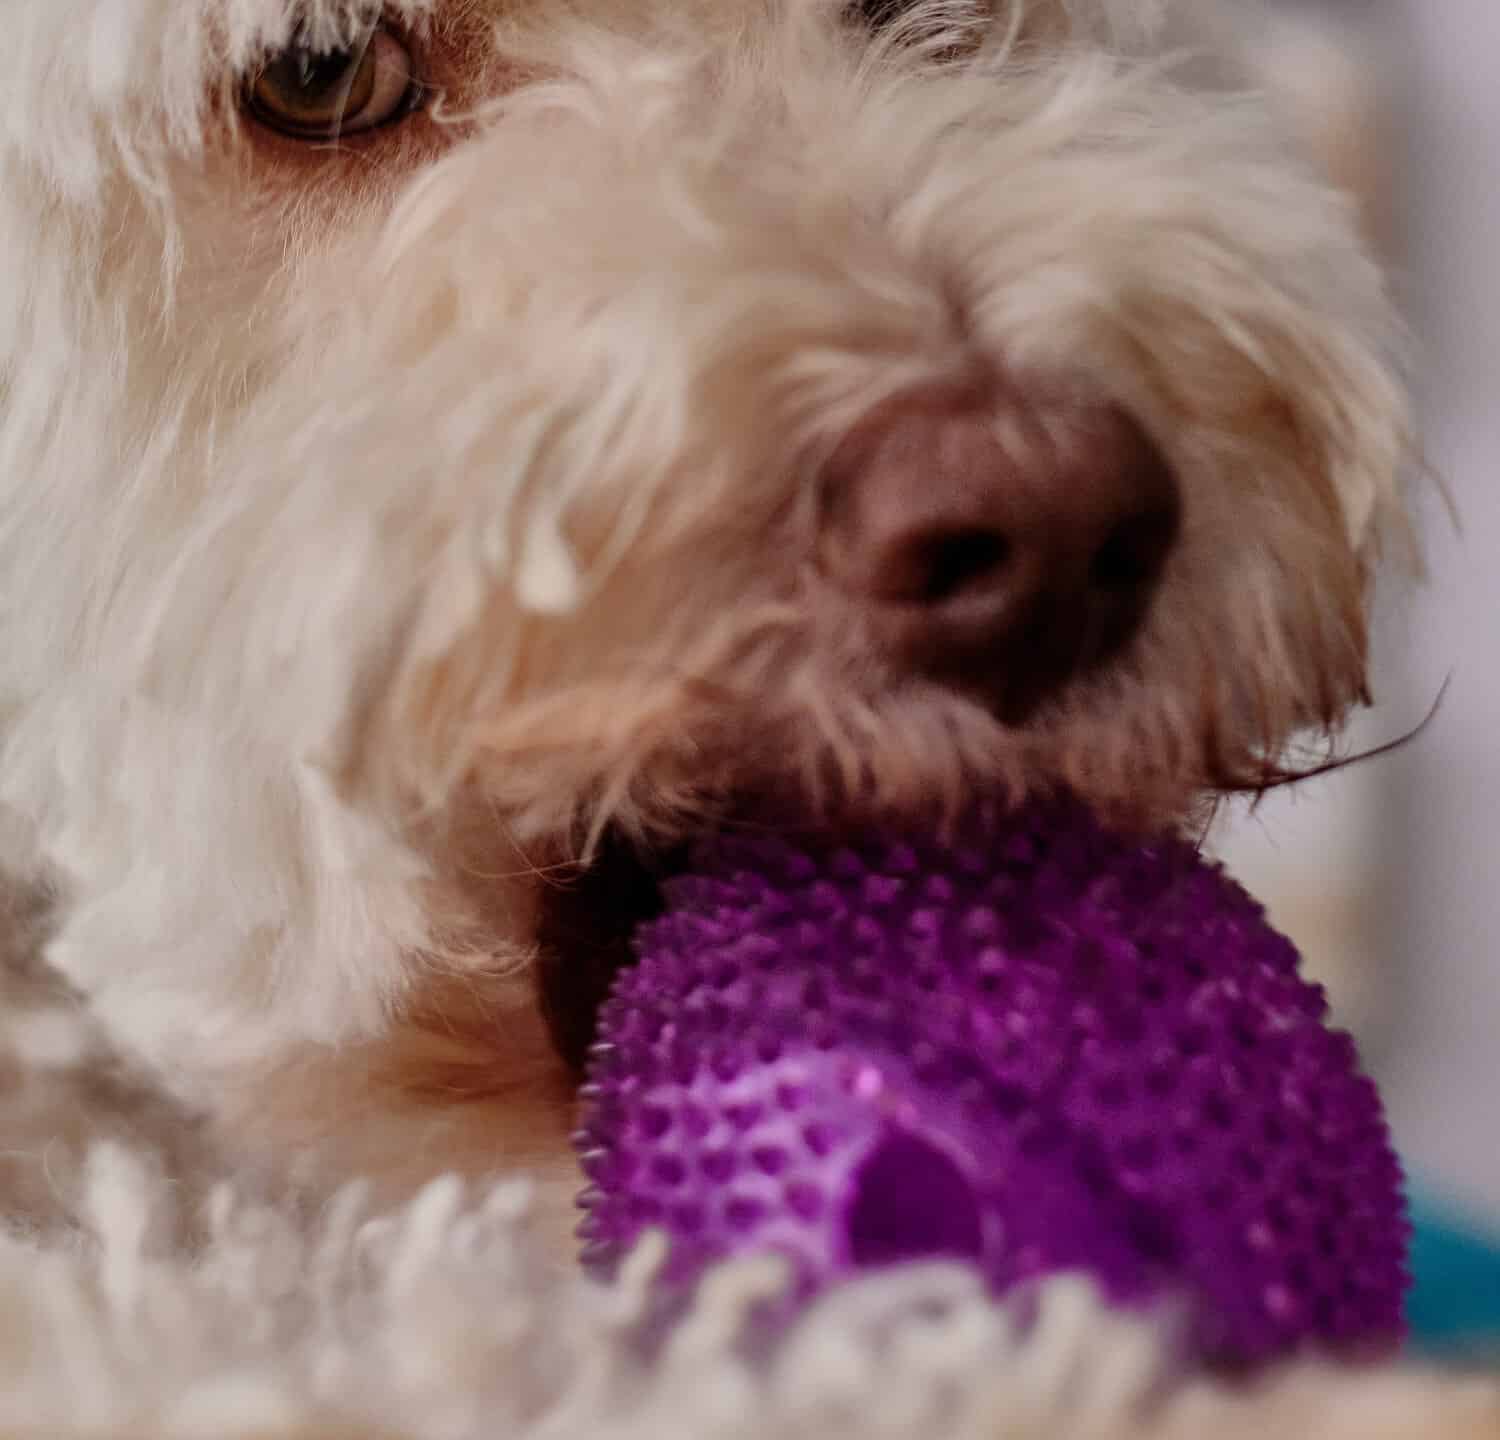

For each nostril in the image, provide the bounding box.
[908,528,1012,606]
[1088,504,1179,593]
[815,386,1181,693]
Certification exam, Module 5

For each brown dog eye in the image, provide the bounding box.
[851,0,911,27]
[248,26,418,140]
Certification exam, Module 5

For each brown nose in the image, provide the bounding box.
[816,386,1180,717]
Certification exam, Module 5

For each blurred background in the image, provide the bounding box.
[1210,0,1500,1351]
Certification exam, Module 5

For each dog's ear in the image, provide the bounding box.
[1236,7,1400,257]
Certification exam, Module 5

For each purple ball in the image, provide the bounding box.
[574,799,1409,1367]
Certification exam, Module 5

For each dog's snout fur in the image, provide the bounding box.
[0,0,1411,1230]
[815,385,1180,710]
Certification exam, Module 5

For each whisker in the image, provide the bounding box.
[1219,675,1450,802]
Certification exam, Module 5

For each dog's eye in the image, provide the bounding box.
[248,24,419,140]
[851,0,909,26]
[847,0,985,52]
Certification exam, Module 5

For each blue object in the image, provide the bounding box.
[1406,1189,1500,1357]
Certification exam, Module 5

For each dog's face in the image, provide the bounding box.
[0,1,1408,1194]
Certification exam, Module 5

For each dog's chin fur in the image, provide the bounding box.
[0,0,1410,1239]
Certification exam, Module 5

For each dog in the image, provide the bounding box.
[0,0,1411,1252]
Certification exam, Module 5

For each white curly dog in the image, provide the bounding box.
[0,0,1412,1260]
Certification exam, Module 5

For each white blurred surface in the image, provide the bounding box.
[1377,0,1500,1225]
[1216,0,1500,1227]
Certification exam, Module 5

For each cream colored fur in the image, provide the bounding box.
[0,1,1490,1431]
[0,1146,1491,1440]
[0,0,1418,1311]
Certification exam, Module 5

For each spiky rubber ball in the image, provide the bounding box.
[574,799,1409,1367]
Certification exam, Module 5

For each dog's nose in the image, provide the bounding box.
[816,386,1180,715]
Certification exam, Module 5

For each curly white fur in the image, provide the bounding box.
[0,3,1489,1429]
[0,1146,1482,1440]
[0,0,1411,1227]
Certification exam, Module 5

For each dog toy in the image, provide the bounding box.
[574,798,1409,1367]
